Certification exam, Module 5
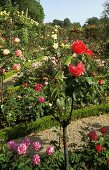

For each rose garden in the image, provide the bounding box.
[0,1,109,170]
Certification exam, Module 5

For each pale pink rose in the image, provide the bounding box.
[7,140,18,151]
[32,154,40,165]
[14,37,20,43]
[46,146,54,155]
[44,81,48,86]
[22,138,31,146]
[39,96,45,103]
[32,142,41,151]
[12,64,21,71]
[15,49,22,57]
[17,143,27,155]
[51,57,57,65]
[3,49,10,55]
[1,68,6,75]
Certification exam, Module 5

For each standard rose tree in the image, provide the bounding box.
[45,39,107,170]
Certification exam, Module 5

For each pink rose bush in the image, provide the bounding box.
[7,138,55,167]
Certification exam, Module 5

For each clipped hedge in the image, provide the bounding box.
[0,104,109,141]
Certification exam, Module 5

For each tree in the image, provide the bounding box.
[84,17,99,26]
[63,18,71,27]
[102,0,109,18]
[0,0,44,23]
[52,19,64,27]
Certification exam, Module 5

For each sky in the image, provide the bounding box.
[40,0,106,26]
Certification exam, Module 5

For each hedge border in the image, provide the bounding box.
[0,104,109,141]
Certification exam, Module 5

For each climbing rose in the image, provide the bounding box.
[35,83,43,92]
[68,62,85,77]
[88,130,98,141]
[95,144,102,152]
[32,142,41,151]
[3,49,10,55]
[12,64,21,71]
[32,154,40,165]
[46,146,54,155]
[99,127,108,134]
[71,40,87,54]
[39,96,45,103]
[85,49,93,56]
[98,79,103,85]
[13,37,20,43]
[15,49,22,57]
[17,143,27,155]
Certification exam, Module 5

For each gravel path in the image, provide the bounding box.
[26,114,109,152]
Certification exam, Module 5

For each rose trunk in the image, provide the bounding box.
[63,124,69,170]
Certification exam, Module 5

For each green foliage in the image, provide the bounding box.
[0,0,44,23]
[0,104,109,141]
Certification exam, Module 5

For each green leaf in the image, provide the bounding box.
[65,56,72,66]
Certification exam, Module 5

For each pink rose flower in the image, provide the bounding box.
[3,49,10,55]
[32,154,40,165]
[17,143,27,155]
[39,96,45,103]
[14,37,20,43]
[12,64,21,71]
[68,62,85,77]
[7,140,18,151]
[1,68,6,75]
[46,146,54,155]
[35,83,43,92]
[22,138,31,146]
[15,49,22,57]
[32,141,41,151]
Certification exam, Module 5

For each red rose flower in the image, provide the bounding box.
[85,49,93,56]
[71,40,87,54]
[35,84,43,92]
[98,79,103,85]
[88,130,98,141]
[99,127,108,134]
[68,62,85,77]
[95,144,102,152]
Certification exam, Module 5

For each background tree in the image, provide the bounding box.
[0,0,44,23]
[63,18,71,27]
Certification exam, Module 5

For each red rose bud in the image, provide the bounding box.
[85,49,93,56]
[68,62,85,77]
[23,82,28,88]
[98,79,103,85]
[95,144,102,152]
[99,127,108,134]
[88,130,98,141]
[71,40,87,54]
